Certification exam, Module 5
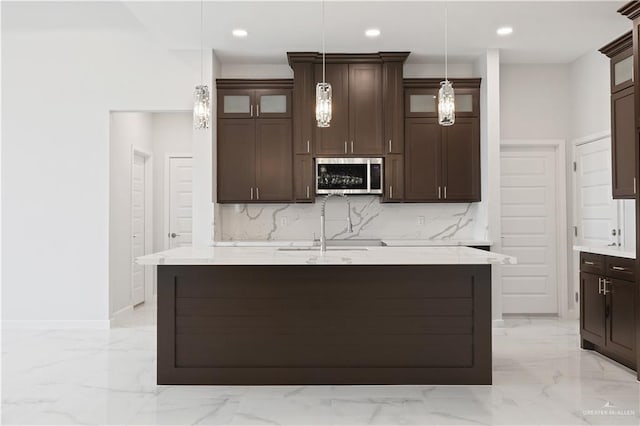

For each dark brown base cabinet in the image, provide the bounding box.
[157,264,492,385]
[580,252,636,370]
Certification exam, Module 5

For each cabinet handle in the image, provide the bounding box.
[256,105,260,117]
[250,105,253,117]
[583,261,595,265]
[351,141,354,153]
[250,187,254,200]
[306,185,310,199]
[388,139,392,153]
[598,277,603,294]
[611,266,627,271]
[344,141,348,153]
[634,177,637,194]
[444,186,447,199]
[438,186,442,199]
[256,187,260,200]
[390,185,393,199]
[602,279,611,295]
[307,140,310,153]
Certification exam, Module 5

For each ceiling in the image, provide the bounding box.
[3,1,632,65]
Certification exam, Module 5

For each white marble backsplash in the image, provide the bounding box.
[218,196,481,241]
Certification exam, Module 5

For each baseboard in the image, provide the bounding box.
[492,319,505,328]
[109,304,134,328]
[2,320,110,330]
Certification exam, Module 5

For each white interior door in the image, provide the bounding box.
[500,145,558,314]
[574,138,618,247]
[168,157,193,248]
[131,153,146,306]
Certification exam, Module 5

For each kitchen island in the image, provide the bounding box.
[138,246,515,385]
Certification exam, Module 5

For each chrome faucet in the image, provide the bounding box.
[320,193,353,254]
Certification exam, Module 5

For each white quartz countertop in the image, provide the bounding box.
[572,245,636,259]
[137,246,516,266]
[213,239,493,247]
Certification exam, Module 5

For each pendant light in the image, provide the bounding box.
[193,0,210,130]
[438,5,455,126]
[316,0,332,127]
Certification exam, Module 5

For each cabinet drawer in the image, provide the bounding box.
[606,256,636,281]
[580,252,605,274]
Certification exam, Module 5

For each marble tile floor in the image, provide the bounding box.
[2,305,640,425]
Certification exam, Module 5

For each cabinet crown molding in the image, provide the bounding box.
[599,31,633,58]
[619,1,640,20]
[403,78,481,89]
[287,52,410,67]
[216,79,293,90]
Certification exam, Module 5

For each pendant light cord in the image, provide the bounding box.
[444,5,448,82]
[200,0,204,85]
[322,0,326,84]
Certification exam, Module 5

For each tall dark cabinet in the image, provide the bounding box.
[600,31,636,199]
[216,80,293,203]
[403,79,481,202]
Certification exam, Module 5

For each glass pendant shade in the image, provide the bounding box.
[438,80,455,126]
[193,85,210,129]
[316,82,332,127]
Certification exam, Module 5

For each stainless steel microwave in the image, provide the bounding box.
[315,158,383,195]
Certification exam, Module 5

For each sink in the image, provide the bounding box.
[277,247,369,252]
[318,239,385,247]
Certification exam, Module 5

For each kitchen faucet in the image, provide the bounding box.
[320,193,353,254]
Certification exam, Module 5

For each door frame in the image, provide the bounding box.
[571,131,613,318]
[131,147,154,305]
[164,154,194,250]
[500,139,568,318]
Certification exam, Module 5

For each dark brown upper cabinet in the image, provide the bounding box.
[216,80,293,203]
[287,52,409,158]
[600,32,636,199]
[383,60,405,154]
[313,62,383,155]
[383,154,404,202]
[403,79,481,203]
[293,154,315,203]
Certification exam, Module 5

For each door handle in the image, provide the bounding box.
[169,232,179,239]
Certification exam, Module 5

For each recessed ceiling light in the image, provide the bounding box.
[496,27,513,36]
[365,28,381,38]
[232,29,248,38]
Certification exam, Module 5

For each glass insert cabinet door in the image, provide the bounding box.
[217,89,291,119]
[405,88,478,118]
[612,53,633,92]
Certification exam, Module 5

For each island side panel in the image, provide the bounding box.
[157,264,492,385]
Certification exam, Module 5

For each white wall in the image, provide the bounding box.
[109,112,153,317]
[151,112,193,253]
[500,64,570,139]
[2,3,200,328]
[569,51,611,140]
